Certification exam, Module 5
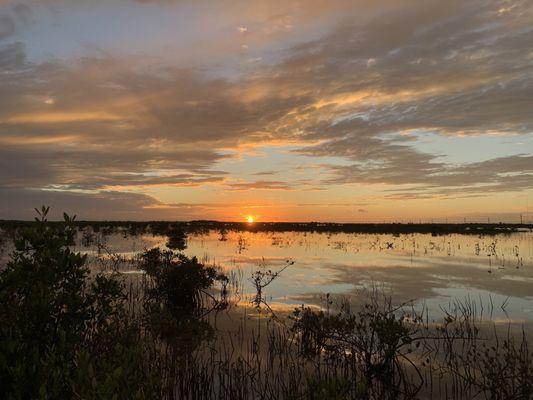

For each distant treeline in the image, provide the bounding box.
[0,219,531,236]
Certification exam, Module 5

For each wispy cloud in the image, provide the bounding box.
[226,180,293,191]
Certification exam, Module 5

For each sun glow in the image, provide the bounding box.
[246,215,255,223]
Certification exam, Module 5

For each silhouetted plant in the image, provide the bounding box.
[139,248,228,352]
[218,228,228,241]
[291,294,423,399]
[140,248,226,315]
[165,227,187,251]
[0,206,162,399]
[428,301,533,399]
[81,226,96,247]
[250,258,294,309]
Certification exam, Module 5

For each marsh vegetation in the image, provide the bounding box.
[1,209,532,399]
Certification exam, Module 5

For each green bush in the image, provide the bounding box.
[140,248,226,315]
[0,207,162,399]
[140,248,227,350]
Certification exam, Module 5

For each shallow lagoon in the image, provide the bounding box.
[76,229,533,323]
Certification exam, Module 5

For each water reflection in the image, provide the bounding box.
[76,230,533,321]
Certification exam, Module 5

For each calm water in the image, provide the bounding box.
[73,229,533,323]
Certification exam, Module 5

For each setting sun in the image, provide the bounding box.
[246,216,255,223]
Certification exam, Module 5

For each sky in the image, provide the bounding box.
[0,0,532,222]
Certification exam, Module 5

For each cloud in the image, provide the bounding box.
[0,186,233,220]
[11,4,33,25]
[325,154,533,198]
[0,41,24,69]
[0,0,532,217]
[0,53,295,191]
[0,187,160,220]
[270,0,533,193]
[0,14,14,40]
[253,170,280,176]
[226,180,293,191]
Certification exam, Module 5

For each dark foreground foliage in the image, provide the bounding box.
[0,207,164,399]
[140,248,228,350]
[0,207,227,399]
[291,299,423,399]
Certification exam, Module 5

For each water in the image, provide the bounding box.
[73,229,533,323]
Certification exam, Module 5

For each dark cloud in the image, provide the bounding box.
[0,144,227,189]
[0,187,157,220]
[0,186,216,220]
[253,170,280,176]
[324,154,533,197]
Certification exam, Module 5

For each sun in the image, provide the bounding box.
[246,215,255,224]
